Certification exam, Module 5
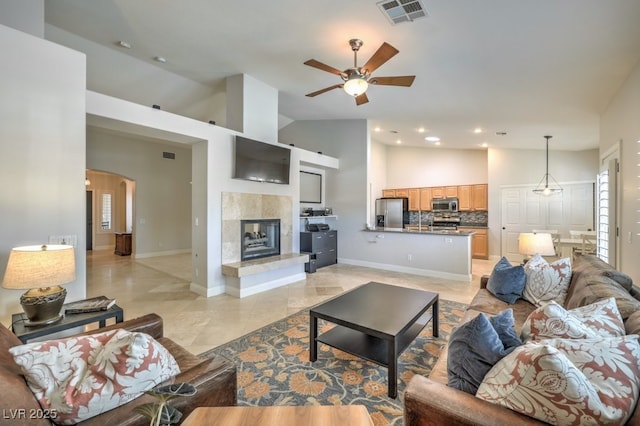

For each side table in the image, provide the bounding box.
[12,302,124,343]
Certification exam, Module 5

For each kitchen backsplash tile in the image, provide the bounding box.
[408,210,487,226]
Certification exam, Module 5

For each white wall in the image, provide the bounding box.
[600,58,640,281]
[384,146,488,188]
[0,24,86,322]
[0,0,44,37]
[86,128,193,257]
[226,74,279,143]
[280,119,372,262]
[45,25,225,125]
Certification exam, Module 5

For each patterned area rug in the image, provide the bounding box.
[200,299,466,425]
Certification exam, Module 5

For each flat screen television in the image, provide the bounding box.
[233,136,291,184]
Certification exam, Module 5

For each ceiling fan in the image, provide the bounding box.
[304,39,416,106]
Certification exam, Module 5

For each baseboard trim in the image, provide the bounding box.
[338,258,472,282]
[134,249,191,259]
[190,282,225,297]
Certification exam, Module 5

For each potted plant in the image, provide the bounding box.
[134,382,197,426]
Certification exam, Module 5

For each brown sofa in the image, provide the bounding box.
[0,313,237,425]
[404,254,640,426]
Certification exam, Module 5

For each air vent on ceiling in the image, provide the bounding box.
[377,0,428,25]
[163,151,176,160]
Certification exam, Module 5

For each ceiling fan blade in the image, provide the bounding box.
[355,93,369,106]
[369,75,416,87]
[303,59,345,76]
[361,42,399,75]
[305,84,343,97]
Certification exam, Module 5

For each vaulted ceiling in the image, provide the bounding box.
[44,0,640,150]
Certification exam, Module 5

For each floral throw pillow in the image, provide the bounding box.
[520,297,625,342]
[477,336,640,425]
[523,254,572,306]
[10,329,180,425]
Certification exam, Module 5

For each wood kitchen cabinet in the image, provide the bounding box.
[431,187,445,199]
[472,184,488,210]
[458,227,488,259]
[419,187,432,210]
[445,186,458,198]
[407,188,420,211]
[382,189,396,197]
[458,185,471,210]
[394,188,409,197]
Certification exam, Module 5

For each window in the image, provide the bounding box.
[100,191,113,231]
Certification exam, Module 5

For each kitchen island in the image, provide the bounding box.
[356,227,474,281]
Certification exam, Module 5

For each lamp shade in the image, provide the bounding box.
[518,233,555,256]
[2,244,76,290]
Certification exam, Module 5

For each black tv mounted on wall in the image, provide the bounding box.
[233,136,291,184]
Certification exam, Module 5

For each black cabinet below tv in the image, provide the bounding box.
[300,230,337,268]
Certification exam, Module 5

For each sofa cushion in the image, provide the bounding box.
[564,273,640,320]
[477,336,640,425]
[522,255,572,306]
[448,309,521,395]
[468,289,536,333]
[486,257,526,304]
[521,297,625,342]
[10,329,180,425]
[572,253,634,290]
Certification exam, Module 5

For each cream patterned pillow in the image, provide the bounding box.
[523,254,572,306]
[10,329,180,425]
[520,297,625,342]
[477,336,640,425]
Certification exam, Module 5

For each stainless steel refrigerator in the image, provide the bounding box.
[375,198,409,228]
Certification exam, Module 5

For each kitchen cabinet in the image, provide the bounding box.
[458,184,487,211]
[382,189,396,197]
[431,187,445,199]
[445,186,458,198]
[394,188,409,197]
[407,188,420,211]
[419,187,432,211]
[300,230,337,268]
[458,227,488,259]
[458,185,471,210]
[472,184,488,210]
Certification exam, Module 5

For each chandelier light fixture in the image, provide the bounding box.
[532,135,563,195]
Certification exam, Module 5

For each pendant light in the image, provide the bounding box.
[532,135,563,195]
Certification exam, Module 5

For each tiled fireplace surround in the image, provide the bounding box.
[221,192,307,297]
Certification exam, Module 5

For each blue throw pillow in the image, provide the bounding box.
[447,310,521,395]
[486,257,526,304]
[489,308,522,349]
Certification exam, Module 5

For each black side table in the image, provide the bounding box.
[12,302,124,343]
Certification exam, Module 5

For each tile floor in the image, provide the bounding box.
[86,250,494,355]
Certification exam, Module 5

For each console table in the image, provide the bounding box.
[12,301,124,343]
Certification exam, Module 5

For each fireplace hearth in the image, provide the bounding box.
[241,219,281,261]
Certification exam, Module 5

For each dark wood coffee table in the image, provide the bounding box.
[309,281,438,398]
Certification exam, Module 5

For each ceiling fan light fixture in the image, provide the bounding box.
[343,75,368,97]
[532,135,563,196]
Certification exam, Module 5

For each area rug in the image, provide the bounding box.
[199,299,466,425]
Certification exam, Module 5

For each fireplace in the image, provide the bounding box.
[241,219,281,261]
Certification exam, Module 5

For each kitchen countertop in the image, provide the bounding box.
[363,227,475,236]
[458,224,488,228]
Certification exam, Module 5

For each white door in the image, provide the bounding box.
[501,183,594,263]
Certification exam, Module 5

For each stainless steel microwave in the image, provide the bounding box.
[431,197,458,212]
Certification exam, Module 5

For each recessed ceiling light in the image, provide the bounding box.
[374,126,381,132]
[425,136,440,142]
[434,141,441,146]
[117,40,131,49]
[480,142,488,148]
[154,56,167,63]
[473,127,483,134]
[396,139,402,144]
[417,127,426,133]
